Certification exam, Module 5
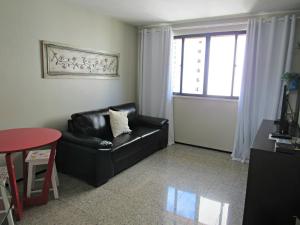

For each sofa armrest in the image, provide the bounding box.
[56,134,114,187]
[62,131,112,149]
[136,115,168,128]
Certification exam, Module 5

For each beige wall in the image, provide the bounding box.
[174,96,238,152]
[0,0,137,177]
[0,0,137,131]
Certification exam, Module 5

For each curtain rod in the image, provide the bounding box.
[171,11,300,26]
[172,22,247,31]
[141,10,300,29]
[171,15,300,31]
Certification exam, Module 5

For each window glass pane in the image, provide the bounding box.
[182,37,206,94]
[233,34,246,97]
[198,197,222,225]
[172,39,182,93]
[207,35,235,96]
[177,190,197,220]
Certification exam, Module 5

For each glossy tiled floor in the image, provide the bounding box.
[16,144,248,225]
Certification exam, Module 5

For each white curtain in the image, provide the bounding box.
[138,26,174,145]
[232,15,296,161]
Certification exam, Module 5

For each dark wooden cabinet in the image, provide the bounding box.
[243,120,300,225]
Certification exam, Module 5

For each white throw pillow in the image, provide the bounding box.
[109,109,132,137]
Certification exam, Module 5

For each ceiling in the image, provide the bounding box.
[64,0,300,25]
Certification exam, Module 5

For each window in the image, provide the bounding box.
[172,31,246,98]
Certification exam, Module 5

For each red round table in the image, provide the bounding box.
[0,128,61,220]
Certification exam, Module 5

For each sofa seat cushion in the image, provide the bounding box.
[111,126,160,162]
[111,126,159,151]
[112,133,141,151]
[111,133,141,161]
[132,126,160,138]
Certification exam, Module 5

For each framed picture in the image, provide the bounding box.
[41,41,120,79]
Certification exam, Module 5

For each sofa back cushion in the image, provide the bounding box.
[110,103,137,128]
[70,108,113,139]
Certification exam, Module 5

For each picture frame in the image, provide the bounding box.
[41,41,120,79]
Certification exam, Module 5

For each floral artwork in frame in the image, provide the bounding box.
[42,41,119,79]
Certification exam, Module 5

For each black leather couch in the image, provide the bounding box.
[56,103,168,187]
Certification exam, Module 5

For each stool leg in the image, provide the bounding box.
[26,163,33,198]
[51,167,59,199]
[31,165,36,190]
[0,180,14,225]
[53,163,59,187]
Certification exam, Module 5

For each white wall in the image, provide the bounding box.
[0,0,137,177]
[174,96,238,152]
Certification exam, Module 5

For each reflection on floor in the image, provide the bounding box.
[16,144,248,225]
[166,186,230,225]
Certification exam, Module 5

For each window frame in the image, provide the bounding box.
[173,30,246,100]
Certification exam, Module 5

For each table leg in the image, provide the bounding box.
[41,142,57,203]
[22,151,28,202]
[5,153,23,220]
